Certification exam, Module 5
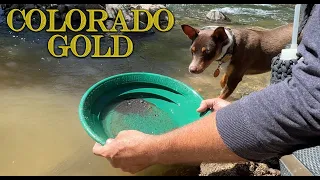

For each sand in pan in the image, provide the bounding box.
[106,98,177,137]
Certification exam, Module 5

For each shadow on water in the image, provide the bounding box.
[0,4,291,176]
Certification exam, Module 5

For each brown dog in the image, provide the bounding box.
[181,23,296,99]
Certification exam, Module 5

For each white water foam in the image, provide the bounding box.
[216,7,280,17]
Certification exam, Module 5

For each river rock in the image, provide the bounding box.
[206,10,231,22]
[103,4,167,33]
[130,4,168,24]
[105,19,115,29]
[105,4,134,21]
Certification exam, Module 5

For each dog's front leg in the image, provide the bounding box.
[220,73,228,88]
[219,70,243,100]
[219,77,242,99]
[219,63,235,88]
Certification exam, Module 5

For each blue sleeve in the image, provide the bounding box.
[216,5,320,161]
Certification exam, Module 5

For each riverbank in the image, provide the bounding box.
[200,158,280,176]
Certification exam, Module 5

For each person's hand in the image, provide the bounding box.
[92,130,158,174]
[196,98,231,113]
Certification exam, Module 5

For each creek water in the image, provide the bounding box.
[0,4,294,176]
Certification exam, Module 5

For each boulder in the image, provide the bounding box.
[130,4,168,24]
[206,10,231,22]
[105,4,133,21]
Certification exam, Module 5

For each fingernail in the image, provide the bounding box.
[106,139,113,144]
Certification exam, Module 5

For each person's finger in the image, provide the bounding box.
[92,138,115,157]
[197,99,215,112]
[104,138,115,159]
[92,142,103,156]
[106,138,114,144]
[196,100,208,112]
[211,98,230,110]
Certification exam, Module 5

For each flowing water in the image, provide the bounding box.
[0,4,294,176]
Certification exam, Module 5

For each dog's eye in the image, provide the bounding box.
[201,47,210,55]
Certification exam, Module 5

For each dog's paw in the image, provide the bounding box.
[218,94,225,99]
[218,87,228,99]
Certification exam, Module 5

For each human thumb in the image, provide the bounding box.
[106,138,114,144]
[197,100,210,112]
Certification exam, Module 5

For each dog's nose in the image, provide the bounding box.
[189,66,197,73]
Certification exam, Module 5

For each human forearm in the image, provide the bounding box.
[92,98,243,174]
[152,112,245,165]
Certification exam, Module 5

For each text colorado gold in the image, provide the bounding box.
[6,8,175,58]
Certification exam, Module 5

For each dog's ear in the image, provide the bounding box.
[212,27,228,42]
[181,24,200,40]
